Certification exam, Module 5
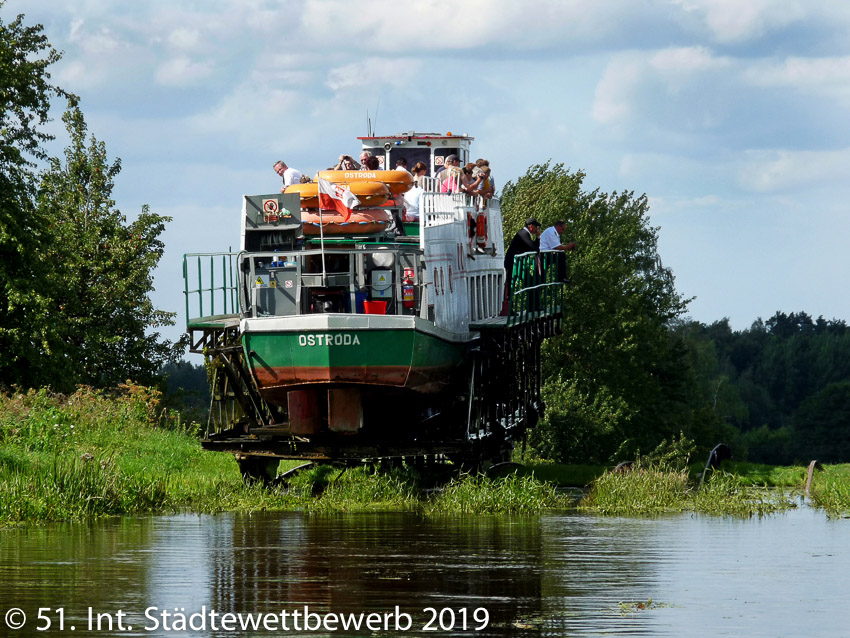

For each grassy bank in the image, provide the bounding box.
[0,387,570,524]
[578,463,797,516]
[3,387,849,523]
[808,464,850,515]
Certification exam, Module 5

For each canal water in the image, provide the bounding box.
[0,503,847,637]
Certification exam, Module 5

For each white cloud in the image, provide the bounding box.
[650,46,730,76]
[743,56,850,105]
[593,47,731,125]
[301,0,648,53]
[155,56,215,86]
[326,59,420,92]
[167,28,202,51]
[187,83,301,136]
[54,60,109,91]
[738,148,850,193]
[592,55,644,125]
[670,0,808,43]
[66,18,126,55]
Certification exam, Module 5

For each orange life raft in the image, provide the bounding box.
[316,170,414,196]
[286,181,391,209]
[301,208,391,236]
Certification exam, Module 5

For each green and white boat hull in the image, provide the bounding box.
[241,314,469,407]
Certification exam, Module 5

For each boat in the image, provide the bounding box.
[285,181,391,209]
[299,208,391,235]
[183,131,567,480]
[316,169,414,196]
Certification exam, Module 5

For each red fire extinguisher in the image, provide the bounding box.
[402,268,415,309]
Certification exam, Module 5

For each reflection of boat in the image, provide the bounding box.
[184,131,566,480]
[286,181,391,208]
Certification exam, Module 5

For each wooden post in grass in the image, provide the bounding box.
[805,460,822,494]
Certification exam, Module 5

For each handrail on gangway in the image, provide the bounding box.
[183,252,240,324]
[506,250,567,327]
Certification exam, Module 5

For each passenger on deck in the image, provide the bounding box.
[395,158,411,174]
[363,155,381,170]
[461,163,486,196]
[403,179,423,221]
[332,154,359,170]
[504,219,540,274]
[539,220,576,252]
[273,160,302,191]
[358,151,375,170]
[476,159,496,196]
[501,219,541,315]
[473,165,494,199]
[411,162,428,187]
[439,155,462,193]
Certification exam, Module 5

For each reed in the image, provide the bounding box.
[302,466,421,513]
[426,473,570,515]
[580,463,795,516]
[809,465,850,515]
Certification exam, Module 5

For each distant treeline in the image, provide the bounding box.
[675,312,850,464]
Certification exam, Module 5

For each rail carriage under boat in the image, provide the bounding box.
[183,131,568,482]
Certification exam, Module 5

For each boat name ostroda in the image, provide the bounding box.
[298,333,361,347]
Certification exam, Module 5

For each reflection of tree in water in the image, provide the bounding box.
[540,515,661,635]
[0,518,154,633]
[209,512,545,634]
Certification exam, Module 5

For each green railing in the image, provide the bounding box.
[506,250,567,326]
[183,252,240,324]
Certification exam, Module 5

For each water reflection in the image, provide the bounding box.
[0,506,848,637]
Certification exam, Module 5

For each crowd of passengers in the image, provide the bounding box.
[272,153,495,221]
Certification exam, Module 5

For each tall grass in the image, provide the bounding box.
[809,465,850,515]
[580,463,795,516]
[427,474,571,515]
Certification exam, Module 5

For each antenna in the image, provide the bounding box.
[373,96,380,135]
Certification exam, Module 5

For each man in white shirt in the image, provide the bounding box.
[539,220,576,252]
[273,160,302,191]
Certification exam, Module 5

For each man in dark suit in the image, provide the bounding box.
[504,218,540,274]
[501,219,540,315]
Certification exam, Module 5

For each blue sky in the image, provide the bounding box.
[6,0,850,349]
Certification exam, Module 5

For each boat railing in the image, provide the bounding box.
[506,250,567,326]
[183,252,240,325]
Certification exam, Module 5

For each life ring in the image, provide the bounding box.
[476,212,488,247]
[285,181,391,208]
[317,170,413,196]
[300,208,391,235]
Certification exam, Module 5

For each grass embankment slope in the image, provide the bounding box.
[0,387,568,524]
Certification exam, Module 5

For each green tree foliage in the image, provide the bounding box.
[501,163,717,462]
[36,99,183,389]
[0,7,65,387]
[792,382,850,463]
[677,312,850,463]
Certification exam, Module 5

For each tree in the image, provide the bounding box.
[792,382,850,463]
[0,7,65,387]
[36,99,183,389]
[501,163,712,462]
